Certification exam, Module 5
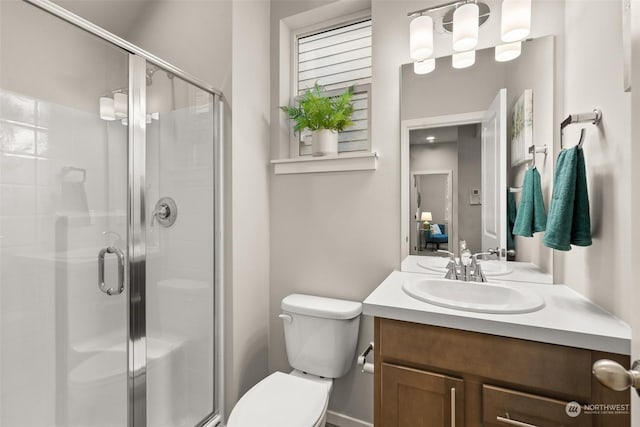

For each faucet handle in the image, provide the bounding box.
[437,249,456,259]
[471,252,494,283]
[472,252,494,262]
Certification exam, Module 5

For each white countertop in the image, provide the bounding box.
[401,255,553,284]
[363,271,631,355]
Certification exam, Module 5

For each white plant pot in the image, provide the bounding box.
[311,129,338,157]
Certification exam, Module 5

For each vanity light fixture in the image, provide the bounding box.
[410,15,434,61]
[501,0,531,43]
[495,41,522,62]
[408,0,531,75]
[426,135,436,142]
[452,3,479,52]
[452,50,476,69]
[414,58,436,75]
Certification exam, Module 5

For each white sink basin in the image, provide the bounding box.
[417,258,514,276]
[402,278,545,314]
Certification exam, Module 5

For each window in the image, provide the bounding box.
[294,18,372,156]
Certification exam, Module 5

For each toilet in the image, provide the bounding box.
[227,294,362,427]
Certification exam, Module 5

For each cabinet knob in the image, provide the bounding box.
[592,359,640,395]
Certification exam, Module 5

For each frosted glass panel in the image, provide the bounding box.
[0,2,129,426]
[145,68,215,426]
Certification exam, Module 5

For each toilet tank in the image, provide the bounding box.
[281,294,362,379]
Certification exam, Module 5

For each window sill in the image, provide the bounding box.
[271,152,378,175]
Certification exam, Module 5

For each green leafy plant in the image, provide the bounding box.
[280,83,355,133]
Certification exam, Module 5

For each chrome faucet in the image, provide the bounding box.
[437,250,460,280]
[438,249,498,283]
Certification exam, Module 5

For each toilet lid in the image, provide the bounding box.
[228,372,330,427]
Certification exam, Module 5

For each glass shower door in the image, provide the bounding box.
[0,1,130,426]
[144,63,216,427]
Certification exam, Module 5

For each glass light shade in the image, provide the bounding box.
[452,50,476,69]
[453,3,479,52]
[421,212,433,222]
[501,0,531,42]
[410,16,434,61]
[414,58,436,75]
[114,92,128,118]
[99,97,116,121]
[495,41,522,62]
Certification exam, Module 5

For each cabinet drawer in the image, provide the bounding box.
[482,385,592,427]
[379,319,591,399]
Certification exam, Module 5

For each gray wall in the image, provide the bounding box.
[554,0,632,323]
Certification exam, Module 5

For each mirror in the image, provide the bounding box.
[400,36,554,277]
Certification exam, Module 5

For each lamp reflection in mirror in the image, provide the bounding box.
[421,211,433,230]
[452,50,476,69]
[495,41,522,62]
[410,15,434,61]
[453,3,479,52]
[414,58,436,75]
[99,97,116,121]
[501,0,531,43]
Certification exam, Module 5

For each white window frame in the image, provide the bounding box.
[288,11,372,159]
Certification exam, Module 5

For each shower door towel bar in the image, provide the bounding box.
[560,109,603,149]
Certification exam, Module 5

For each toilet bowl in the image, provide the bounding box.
[227,371,332,427]
[227,294,362,427]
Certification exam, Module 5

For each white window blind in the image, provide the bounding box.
[296,19,372,156]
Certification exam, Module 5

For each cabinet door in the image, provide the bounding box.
[381,363,464,427]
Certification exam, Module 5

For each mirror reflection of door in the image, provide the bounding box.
[409,124,483,256]
[412,172,451,255]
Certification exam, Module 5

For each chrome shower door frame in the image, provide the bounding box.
[128,54,148,427]
[19,1,226,426]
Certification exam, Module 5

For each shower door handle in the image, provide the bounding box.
[98,247,125,296]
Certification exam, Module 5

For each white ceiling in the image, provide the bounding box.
[410,126,459,145]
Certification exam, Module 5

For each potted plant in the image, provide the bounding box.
[281,83,354,156]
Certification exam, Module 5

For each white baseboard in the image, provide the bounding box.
[326,410,373,427]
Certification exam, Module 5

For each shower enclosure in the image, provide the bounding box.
[0,1,224,426]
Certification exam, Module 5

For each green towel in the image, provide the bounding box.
[543,146,592,250]
[507,190,517,250]
[513,167,547,237]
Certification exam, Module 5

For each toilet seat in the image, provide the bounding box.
[227,372,331,427]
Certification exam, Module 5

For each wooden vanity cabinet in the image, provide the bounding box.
[374,318,630,427]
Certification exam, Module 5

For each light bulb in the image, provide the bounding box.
[495,41,522,62]
[501,0,531,42]
[410,16,434,61]
[414,58,436,75]
[453,3,479,52]
[452,50,476,69]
